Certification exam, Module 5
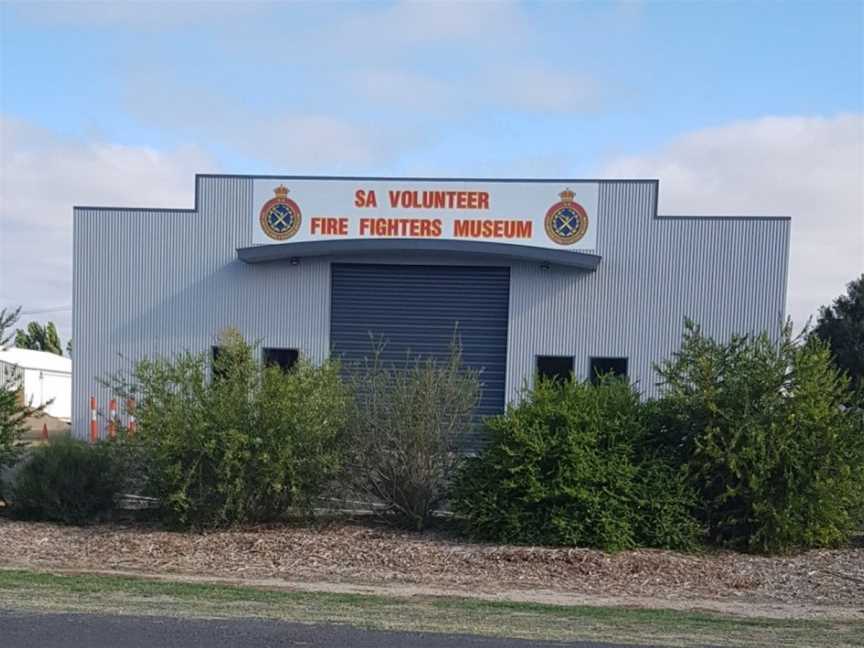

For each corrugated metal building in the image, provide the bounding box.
[72,176,789,444]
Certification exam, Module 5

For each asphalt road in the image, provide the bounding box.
[0,610,660,648]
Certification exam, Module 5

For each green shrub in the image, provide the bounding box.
[452,377,701,551]
[344,341,480,531]
[0,382,28,506]
[1,306,45,505]
[11,437,121,524]
[653,321,864,552]
[630,453,702,550]
[110,330,349,529]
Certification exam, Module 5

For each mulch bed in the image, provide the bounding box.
[1,517,862,607]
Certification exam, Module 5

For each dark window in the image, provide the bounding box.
[263,347,299,372]
[536,355,574,383]
[590,357,628,384]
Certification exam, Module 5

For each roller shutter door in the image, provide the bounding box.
[330,263,510,444]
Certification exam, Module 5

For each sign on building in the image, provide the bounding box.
[252,179,599,252]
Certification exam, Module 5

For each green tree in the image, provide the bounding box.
[1,307,45,505]
[106,329,349,528]
[11,437,122,524]
[652,320,864,552]
[15,321,63,356]
[0,307,20,348]
[452,376,700,551]
[812,274,864,392]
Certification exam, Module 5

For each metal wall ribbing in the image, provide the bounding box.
[72,177,332,437]
[72,177,789,437]
[506,182,789,400]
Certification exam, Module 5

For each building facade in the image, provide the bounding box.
[72,176,789,445]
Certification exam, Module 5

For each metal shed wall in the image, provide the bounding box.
[72,177,789,437]
[72,177,331,437]
[506,181,790,400]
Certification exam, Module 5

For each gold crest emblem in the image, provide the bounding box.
[259,185,302,241]
[544,189,589,245]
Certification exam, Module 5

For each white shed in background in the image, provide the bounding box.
[0,348,72,421]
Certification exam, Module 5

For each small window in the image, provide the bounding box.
[537,355,574,383]
[263,347,299,372]
[590,357,628,384]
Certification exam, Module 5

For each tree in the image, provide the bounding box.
[105,329,349,528]
[15,321,63,356]
[1,307,44,505]
[652,321,864,552]
[812,275,864,392]
[343,340,480,531]
[0,307,20,348]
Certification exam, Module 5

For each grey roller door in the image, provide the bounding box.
[330,263,510,435]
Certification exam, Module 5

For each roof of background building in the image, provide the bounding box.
[0,348,71,374]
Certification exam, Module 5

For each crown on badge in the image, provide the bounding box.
[274,185,290,198]
[559,188,575,203]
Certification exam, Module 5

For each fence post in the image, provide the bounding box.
[127,398,136,436]
[108,398,117,440]
[90,396,98,443]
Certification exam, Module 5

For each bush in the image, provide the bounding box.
[110,330,349,528]
[0,382,28,506]
[452,377,700,551]
[1,306,45,505]
[343,341,480,531]
[629,451,702,550]
[652,321,864,552]
[11,437,121,524]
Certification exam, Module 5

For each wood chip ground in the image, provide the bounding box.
[1,518,862,611]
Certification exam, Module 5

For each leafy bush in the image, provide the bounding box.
[344,341,480,531]
[652,321,864,552]
[1,306,45,505]
[110,330,349,528]
[11,437,121,524]
[452,377,701,551]
[629,449,702,550]
[0,381,28,506]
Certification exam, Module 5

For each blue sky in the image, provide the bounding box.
[1,0,862,342]
[4,1,862,172]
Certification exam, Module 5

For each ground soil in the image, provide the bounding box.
[1,517,862,620]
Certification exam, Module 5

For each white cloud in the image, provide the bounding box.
[353,63,603,117]
[331,1,524,49]
[353,70,459,114]
[491,65,602,113]
[120,78,390,171]
[111,0,607,152]
[341,2,605,116]
[249,115,380,170]
[601,114,864,328]
[0,115,216,344]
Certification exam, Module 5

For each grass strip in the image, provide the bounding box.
[0,568,860,648]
